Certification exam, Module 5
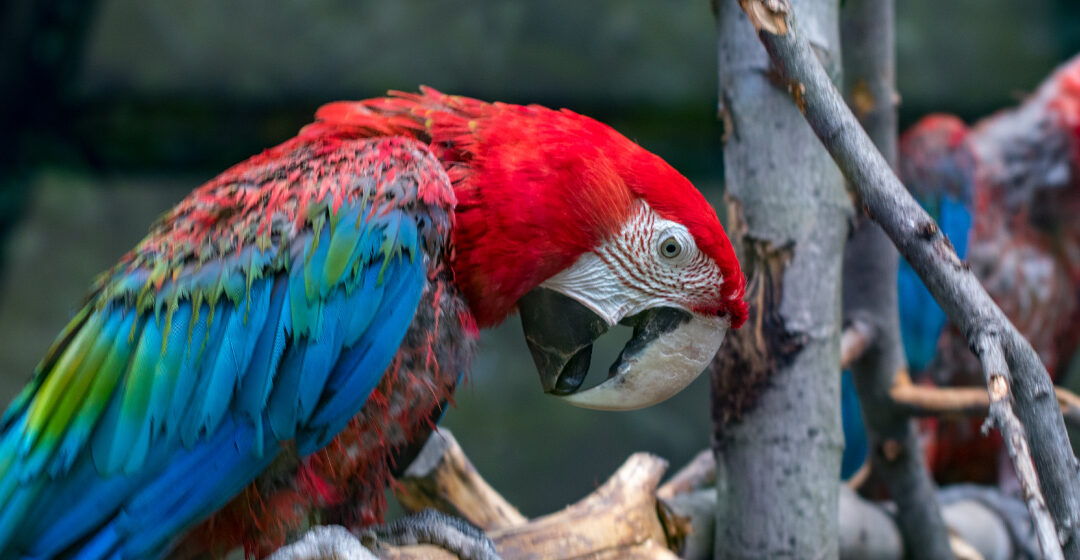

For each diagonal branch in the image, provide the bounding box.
[733,0,1080,556]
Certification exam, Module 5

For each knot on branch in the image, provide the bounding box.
[988,375,1009,403]
[917,220,939,239]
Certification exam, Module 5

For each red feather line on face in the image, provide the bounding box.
[310,88,747,328]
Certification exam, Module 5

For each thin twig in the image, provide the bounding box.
[734,1,1080,553]
[888,372,989,416]
[889,373,1080,432]
[839,321,874,370]
[975,334,1063,560]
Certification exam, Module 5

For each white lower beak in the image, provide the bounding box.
[560,314,728,411]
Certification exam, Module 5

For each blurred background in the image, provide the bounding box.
[0,0,1078,517]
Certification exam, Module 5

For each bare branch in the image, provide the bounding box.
[489,453,673,559]
[975,335,1063,560]
[733,0,1080,553]
[838,0,954,555]
[1056,387,1080,429]
[888,373,990,417]
[274,440,1042,560]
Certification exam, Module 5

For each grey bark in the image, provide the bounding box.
[838,0,954,558]
[712,0,851,557]
[733,0,1080,556]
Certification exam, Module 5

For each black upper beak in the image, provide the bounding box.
[518,286,698,399]
[517,287,609,395]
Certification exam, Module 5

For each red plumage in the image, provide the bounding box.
[314,88,746,327]
[901,55,1080,486]
[151,89,746,557]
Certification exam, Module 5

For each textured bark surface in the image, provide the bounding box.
[711,0,851,557]
[838,0,955,557]
[736,0,1080,555]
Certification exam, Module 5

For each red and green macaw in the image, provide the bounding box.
[0,88,747,558]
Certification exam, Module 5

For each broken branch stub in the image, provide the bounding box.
[394,430,526,532]
[657,449,716,501]
[839,321,874,370]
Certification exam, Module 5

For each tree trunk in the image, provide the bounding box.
[838,0,955,557]
[711,0,850,557]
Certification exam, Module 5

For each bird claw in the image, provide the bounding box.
[359,509,502,560]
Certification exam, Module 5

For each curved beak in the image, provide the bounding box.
[518,287,728,411]
[518,288,610,395]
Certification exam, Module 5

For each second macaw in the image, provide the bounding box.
[0,88,747,558]
[843,54,1080,484]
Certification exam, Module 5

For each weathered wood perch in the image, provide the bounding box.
[385,429,680,559]
[271,428,1041,559]
[394,430,527,532]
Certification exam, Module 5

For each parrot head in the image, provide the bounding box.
[316,89,748,410]
[444,97,748,411]
[899,114,974,209]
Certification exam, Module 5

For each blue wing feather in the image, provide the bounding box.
[93,311,164,475]
[235,274,291,458]
[0,205,437,560]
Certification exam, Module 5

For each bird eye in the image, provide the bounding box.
[659,236,682,258]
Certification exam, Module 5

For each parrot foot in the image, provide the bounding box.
[359,509,501,560]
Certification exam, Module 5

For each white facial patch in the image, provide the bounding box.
[539,201,723,325]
